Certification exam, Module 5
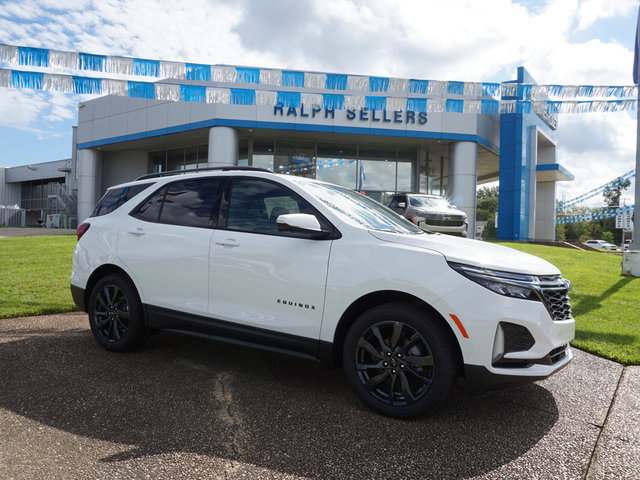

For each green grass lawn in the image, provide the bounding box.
[0,235,77,319]
[1,235,638,364]
[498,242,640,365]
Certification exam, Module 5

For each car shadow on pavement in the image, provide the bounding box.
[0,327,559,479]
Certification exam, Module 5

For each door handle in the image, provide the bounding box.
[215,239,239,247]
[127,229,146,237]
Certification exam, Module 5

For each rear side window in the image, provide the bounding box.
[132,178,223,228]
[91,183,153,217]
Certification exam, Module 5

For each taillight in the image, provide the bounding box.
[76,223,90,240]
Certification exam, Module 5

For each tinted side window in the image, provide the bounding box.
[133,186,167,222]
[132,178,222,228]
[91,183,153,217]
[226,178,316,235]
[161,178,222,227]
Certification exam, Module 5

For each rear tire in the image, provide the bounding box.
[88,274,148,352]
[343,302,457,418]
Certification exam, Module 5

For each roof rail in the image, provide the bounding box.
[135,166,273,181]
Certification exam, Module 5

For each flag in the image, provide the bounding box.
[359,163,366,189]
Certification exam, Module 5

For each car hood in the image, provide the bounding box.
[369,231,560,275]
[414,207,466,217]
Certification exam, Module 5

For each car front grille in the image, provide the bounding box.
[538,276,573,321]
[533,344,570,366]
[548,344,569,364]
[424,214,466,227]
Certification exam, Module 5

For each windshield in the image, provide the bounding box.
[409,196,451,209]
[303,182,423,234]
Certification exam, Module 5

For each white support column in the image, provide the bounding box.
[528,126,538,240]
[534,181,557,241]
[208,126,238,167]
[77,149,102,222]
[449,141,478,239]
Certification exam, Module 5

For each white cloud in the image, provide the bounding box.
[0,88,79,137]
[2,0,635,82]
[575,0,637,31]
[0,0,637,202]
[555,112,636,205]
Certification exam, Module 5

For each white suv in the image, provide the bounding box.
[71,167,574,418]
[583,239,616,250]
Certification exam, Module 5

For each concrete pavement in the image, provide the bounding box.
[0,312,638,479]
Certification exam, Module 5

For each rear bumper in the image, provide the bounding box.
[70,284,86,312]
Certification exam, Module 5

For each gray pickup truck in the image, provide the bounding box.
[386,193,468,236]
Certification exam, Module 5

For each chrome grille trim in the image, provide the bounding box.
[537,277,573,321]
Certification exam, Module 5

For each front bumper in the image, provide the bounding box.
[433,278,575,389]
[464,347,573,393]
[417,220,467,236]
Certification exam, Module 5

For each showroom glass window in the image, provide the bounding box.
[316,143,358,189]
[148,145,208,173]
[397,147,417,192]
[274,140,316,178]
[252,140,275,171]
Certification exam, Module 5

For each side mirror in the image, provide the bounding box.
[277,213,331,239]
[397,202,406,209]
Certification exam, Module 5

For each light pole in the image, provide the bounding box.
[622,7,640,276]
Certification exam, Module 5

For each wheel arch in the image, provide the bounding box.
[320,290,463,374]
[84,264,141,315]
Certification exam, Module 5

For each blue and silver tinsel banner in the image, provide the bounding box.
[1,68,638,115]
[1,43,638,113]
[556,205,635,224]
[557,170,637,211]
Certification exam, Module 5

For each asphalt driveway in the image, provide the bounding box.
[0,312,637,479]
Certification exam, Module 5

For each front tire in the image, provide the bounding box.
[343,302,457,418]
[88,274,148,352]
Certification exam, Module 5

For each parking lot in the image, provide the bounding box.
[1,312,638,479]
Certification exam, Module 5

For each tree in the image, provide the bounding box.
[603,179,631,208]
[476,186,499,222]
[477,186,499,200]
[601,231,615,244]
[482,221,498,240]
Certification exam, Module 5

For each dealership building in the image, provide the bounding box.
[0,65,572,241]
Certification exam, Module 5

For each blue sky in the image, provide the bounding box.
[0,0,638,204]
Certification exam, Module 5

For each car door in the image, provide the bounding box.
[118,177,223,316]
[388,195,408,216]
[209,177,333,341]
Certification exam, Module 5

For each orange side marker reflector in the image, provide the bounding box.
[449,314,469,339]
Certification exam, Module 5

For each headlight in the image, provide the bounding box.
[448,262,540,301]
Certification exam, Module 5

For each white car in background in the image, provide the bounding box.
[71,167,574,418]
[583,239,616,250]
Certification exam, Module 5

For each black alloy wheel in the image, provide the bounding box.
[355,321,434,405]
[343,302,457,418]
[88,274,147,352]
